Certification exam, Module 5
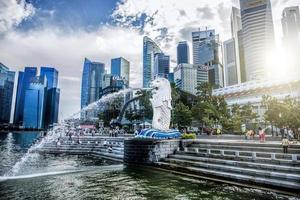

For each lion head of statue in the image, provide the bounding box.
[149,77,172,109]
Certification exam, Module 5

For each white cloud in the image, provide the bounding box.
[1,0,300,120]
[0,26,142,119]
[112,0,300,68]
[0,0,35,33]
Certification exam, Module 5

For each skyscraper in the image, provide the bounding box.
[177,41,189,64]
[224,38,238,86]
[0,63,15,123]
[229,7,245,84]
[41,67,60,127]
[111,57,130,86]
[14,67,37,125]
[81,58,105,109]
[282,6,300,73]
[240,0,275,81]
[174,64,197,95]
[192,29,224,88]
[40,67,58,89]
[23,76,47,129]
[143,36,162,88]
[154,53,170,79]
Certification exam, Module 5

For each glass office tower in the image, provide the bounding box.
[154,53,170,79]
[41,67,60,127]
[143,36,162,88]
[81,58,105,109]
[14,67,37,125]
[111,57,130,86]
[23,76,47,129]
[240,0,275,81]
[192,29,224,88]
[0,63,15,123]
[177,41,190,64]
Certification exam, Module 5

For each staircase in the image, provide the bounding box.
[156,140,300,194]
[38,136,124,162]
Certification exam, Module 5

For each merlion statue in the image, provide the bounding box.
[136,77,180,139]
[149,77,172,131]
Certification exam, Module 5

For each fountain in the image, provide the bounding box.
[3,88,134,177]
[136,77,181,139]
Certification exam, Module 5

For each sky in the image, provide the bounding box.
[0,0,300,119]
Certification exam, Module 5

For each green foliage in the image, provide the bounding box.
[98,96,123,126]
[135,90,153,120]
[172,102,192,129]
[262,95,300,130]
[181,133,196,139]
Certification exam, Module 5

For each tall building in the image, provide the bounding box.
[154,53,170,79]
[224,38,238,86]
[177,41,189,64]
[143,36,162,88]
[0,63,15,123]
[81,58,105,109]
[174,64,197,95]
[240,0,275,81]
[41,67,60,127]
[23,76,47,129]
[111,57,130,86]
[14,67,37,125]
[230,7,245,84]
[40,67,58,89]
[45,87,60,127]
[192,29,224,88]
[168,72,174,83]
[282,6,300,73]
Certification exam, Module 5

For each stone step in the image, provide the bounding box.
[169,154,300,173]
[164,158,300,183]
[184,147,300,160]
[156,162,300,190]
[176,151,300,167]
[188,144,300,154]
[187,140,300,149]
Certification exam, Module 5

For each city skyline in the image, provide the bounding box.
[0,0,299,118]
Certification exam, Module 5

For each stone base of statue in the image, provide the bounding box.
[136,128,181,139]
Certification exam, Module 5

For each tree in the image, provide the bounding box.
[173,102,192,129]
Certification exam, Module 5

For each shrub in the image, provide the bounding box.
[181,133,196,139]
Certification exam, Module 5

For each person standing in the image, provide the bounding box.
[280,127,284,139]
[282,137,289,153]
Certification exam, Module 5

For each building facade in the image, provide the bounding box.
[143,36,162,88]
[213,75,300,121]
[224,38,238,86]
[240,0,275,81]
[177,41,189,64]
[81,58,105,109]
[23,76,47,129]
[154,53,170,79]
[282,6,300,73]
[174,64,197,95]
[192,29,224,88]
[0,63,15,123]
[14,67,37,125]
[111,57,130,86]
[196,64,209,87]
[230,7,244,84]
[40,67,60,127]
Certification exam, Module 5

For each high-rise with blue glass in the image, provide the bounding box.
[111,57,130,86]
[192,29,224,88]
[177,41,189,64]
[81,58,105,109]
[41,67,60,128]
[14,67,37,125]
[143,36,162,88]
[0,63,15,123]
[154,53,170,79]
[23,76,48,129]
